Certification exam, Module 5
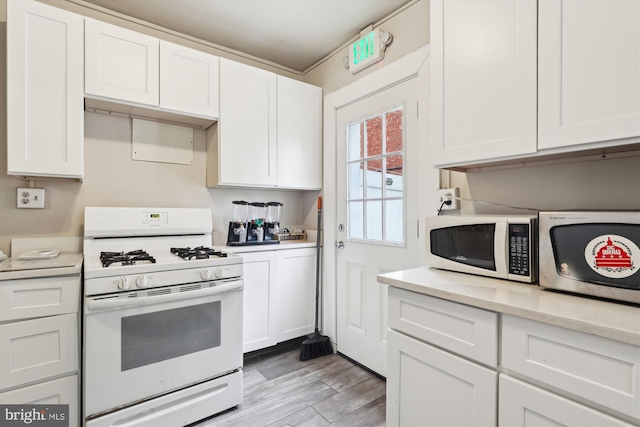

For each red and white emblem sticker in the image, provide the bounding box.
[584,235,638,279]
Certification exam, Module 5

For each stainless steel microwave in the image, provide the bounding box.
[539,211,640,304]
[425,215,537,283]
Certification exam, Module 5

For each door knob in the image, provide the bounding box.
[335,241,345,250]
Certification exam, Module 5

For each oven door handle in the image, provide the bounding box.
[86,280,243,312]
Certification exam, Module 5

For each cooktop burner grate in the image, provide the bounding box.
[171,246,229,260]
[100,250,156,267]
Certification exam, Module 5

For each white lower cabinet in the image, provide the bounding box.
[0,375,79,427]
[387,287,640,426]
[499,375,632,427]
[241,251,278,353]
[276,248,316,342]
[0,270,81,426]
[241,247,316,353]
[387,330,497,427]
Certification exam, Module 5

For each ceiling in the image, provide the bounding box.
[78,0,412,72]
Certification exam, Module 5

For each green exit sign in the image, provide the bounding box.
[349,30,384,74]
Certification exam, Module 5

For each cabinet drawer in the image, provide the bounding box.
[0,375,78,427]
[499,375,633,427]
[0,275,80,322]
[502,315,640,423]
[388,287,498,366]
[0,313,78,391]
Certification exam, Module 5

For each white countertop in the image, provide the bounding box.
[214,240,318,254]
[378,266,640,346]
[0,252,83,281]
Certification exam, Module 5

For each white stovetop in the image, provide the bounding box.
[378,266,640,346]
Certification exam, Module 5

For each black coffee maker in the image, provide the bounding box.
[227,201,249,246]
[265,202,283,242]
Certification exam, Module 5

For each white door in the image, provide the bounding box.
[336,78,420,376]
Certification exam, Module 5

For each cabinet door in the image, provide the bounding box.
[0,313,78,391]
[7,0,84,179]
[241,251,278,353]
[0,375,79,427]
[500,375,633,427]
[387,330,497,427]
[502,314,640,422]
[276,76,322,189]
[160,41,219,119]
[218,59,277,186]
[538,0,640,149]
[276,248,316,342]
[85,18,159,106]
[430,0,537,167]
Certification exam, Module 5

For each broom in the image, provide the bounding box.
[300,196,333,361]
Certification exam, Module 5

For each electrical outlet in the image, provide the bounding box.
[436,188,459,211]
[17,188,45,209]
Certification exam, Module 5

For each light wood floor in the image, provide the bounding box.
[193,340,387,427]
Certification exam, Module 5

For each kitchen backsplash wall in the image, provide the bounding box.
[447,155,640,216]
[0,112,318,253]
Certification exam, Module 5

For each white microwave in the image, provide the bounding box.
[425,214,537,283]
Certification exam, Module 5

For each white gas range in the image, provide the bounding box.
[82,207,243,427]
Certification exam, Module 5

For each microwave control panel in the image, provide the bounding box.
[509,223,530,276]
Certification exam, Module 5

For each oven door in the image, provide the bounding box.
[84,279,243,418]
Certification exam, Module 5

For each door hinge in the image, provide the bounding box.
[416,101,419,119]
[417,219,420,238]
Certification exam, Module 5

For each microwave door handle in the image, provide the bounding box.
[494,222,508,278]
[86,280,243,312]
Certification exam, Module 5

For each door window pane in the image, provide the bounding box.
[365,116,382,157]
[385,200,403,243]
[366,200,382,241]
[348,123,363,161]
[384,155,403,198]
[345,106,405,245]
[385,109,403,153]
[348,162,364,199]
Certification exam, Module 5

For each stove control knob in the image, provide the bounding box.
[200,269,212,280]
[118,277,131,290]
[136,275,149,288]
[214,267,224,279]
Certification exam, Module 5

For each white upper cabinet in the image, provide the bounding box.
[538,0,640,149]
[209,59,322,189]
[430,0,538,166]
[85,20,219,124]
[7,0,84,179]
[215,58,277,187]
[85,18,160,107]
[277,76,322,189]
[159,41,220,118]
[431,0,640,169]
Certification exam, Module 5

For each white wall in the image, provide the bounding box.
[303,0,430,94]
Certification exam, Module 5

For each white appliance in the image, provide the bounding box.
[82,207,243,427]
[425,214,537,283]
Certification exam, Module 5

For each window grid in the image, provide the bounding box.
[346,106,405,245]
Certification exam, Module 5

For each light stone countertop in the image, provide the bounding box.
[213,240,318,254]
[378,266,640,346]
[0,252,83,281]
